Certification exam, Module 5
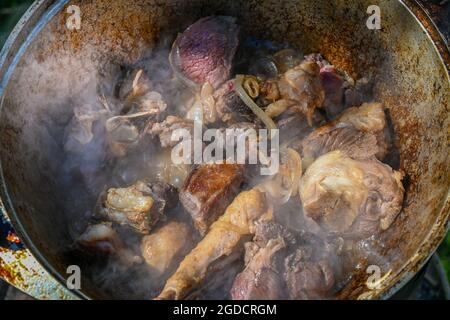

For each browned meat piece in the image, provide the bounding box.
[299,151,404,236]
[300,102,389,167]
[284,248,335,299]
[170,16,239,89]
[78,223,142,266]
[157,189,271,300]
[149,116,195,148]
[230,238,286,300]
[180,164,244,235]
[99,180,178,234]
[277,60,325,125]
[141,221,194,277]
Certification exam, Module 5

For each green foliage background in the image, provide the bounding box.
[0,0,449,285]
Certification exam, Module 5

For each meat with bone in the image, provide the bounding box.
[230,221,297,300]
[99,180,178,234]
[277,60,325,125]
[170,16,240,89]
[299,102,389,167]
[213,80,256,124]
[276,109,325,143]
[141,221,194,278]
[149,116,195,148]
[180,164,245,235]
[284,248,335,299]
[230,238,287,300]
[78,222,142,267]
[299,150,404,236]
[319,65,346,119]
[157,189,271,300]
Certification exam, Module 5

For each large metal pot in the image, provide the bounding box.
[0,0,449,299]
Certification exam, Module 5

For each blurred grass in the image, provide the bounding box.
[0,0,34,49]
[0,0,449,285]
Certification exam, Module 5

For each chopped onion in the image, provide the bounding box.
[235,75,277,133]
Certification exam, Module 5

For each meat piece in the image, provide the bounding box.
[320,65,345,119]
[277,60,325,125]
[337,102,389,159]
[213,80,255,124]
[230,220,299,300]
[141,221,194,277]
[78,223,142,266]
[300,102,389,166]
[230,238,286,300]
[170,16,239,89]
[301,126,379,168]
[276,110,324,143]
[100,181,178,234]
[156,189,271,300]
[150,116,195,148]
[252,220,298,247]
[284,249,335,299]
[180,164,244,235]
[299,150,404,236]
[344,77,374,108]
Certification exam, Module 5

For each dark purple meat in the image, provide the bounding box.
[230,221,296,300]
[230,238,286,300]
[284,249,335,299]
[170,16,240,89]
[320,65,345,119]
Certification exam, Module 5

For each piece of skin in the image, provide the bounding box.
[156,189,271,300]
[299,150,404,236]
[141,221,194,277]
[78,223,142,267]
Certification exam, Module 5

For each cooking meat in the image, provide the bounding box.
[256,148,303,206]
[156,189,271,300]
[78,223,142,266]
[277,60,325,125]
[213,80,256,124]
[141,221,194,277]
[99,180,178,234]
[230,238,286,300]
[170,16,240,89]
[150,116,195,148]
[299,150,404,236]
[230,221,297,300]
[300,102,389,167]
[180,163,245,235]
[284,248,335,299]
[344,77,374,108]
[319,65,345,119]
[276,110,324,143]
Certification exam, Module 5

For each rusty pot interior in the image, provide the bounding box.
[0,0,449,299]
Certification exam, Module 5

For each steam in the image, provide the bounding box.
[4,18,396,300]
